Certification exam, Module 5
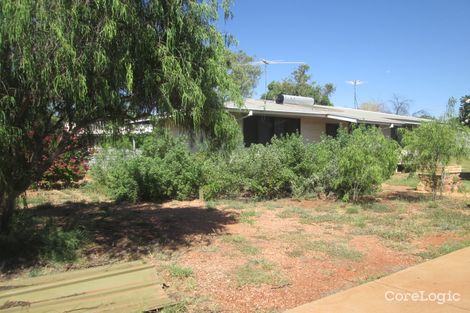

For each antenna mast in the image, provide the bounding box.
[346,80,365,109]
[252,59,306,103]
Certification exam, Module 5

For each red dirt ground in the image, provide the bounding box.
[4,182,469,313]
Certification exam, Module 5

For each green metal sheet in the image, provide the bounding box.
[0,261,173,313]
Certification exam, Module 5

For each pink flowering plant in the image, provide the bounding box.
[38,136,91,189]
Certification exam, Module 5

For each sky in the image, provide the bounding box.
[218,0,470,116]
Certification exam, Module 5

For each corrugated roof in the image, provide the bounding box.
[225,99,427,126]
[0,262,173,313]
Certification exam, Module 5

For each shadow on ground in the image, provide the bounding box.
[0,200,238,273]
[384,191,432,203]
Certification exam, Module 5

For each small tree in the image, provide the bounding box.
[358,101,390,113]
[401,120,470,199]
[390,94,411,115]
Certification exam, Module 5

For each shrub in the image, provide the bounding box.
[90,129,202,202]
[40,225,87,262]
[401,120,470,199]
[92,127,399,202]
[38,142,90,189]
[201,135,303,199]
[332,126,399,201]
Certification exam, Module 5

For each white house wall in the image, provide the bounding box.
[381,127,391,138]
[300,117,327,142]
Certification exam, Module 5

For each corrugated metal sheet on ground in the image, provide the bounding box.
[0,261,173,312]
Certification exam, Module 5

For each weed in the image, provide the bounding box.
[235,259,288,287]
[302,213,352,225]
[353,217,367,228]
[40,225,87,262]
[221,235,260,255]
[168,264,193,278]
[346,206,360,214]
[281,232,363,261]
[264,202,282,210]
[367,227,409,241]
[159,302,186,313]
[277,207,310,219]
[425,209,470,232]
[358,273,387,284]
[361,203,393,213]
[417,240,470,259]
[222,200,252,210]
[28,267,43,277]
[239,210,259,224]
[310,240,363,261]
[286,249,304,257]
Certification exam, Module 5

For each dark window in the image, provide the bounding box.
[243,116,300,146]
[325,123,340,137]
[391,127,399,141]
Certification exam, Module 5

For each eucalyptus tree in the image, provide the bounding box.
[261,64,336,106]
[0,0,241,233]
[225,50,261,98]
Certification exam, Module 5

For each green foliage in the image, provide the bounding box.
[234,259,288,287]
[417,240,470,259]
[91,129,202,202]
[0,210,87,266]
[201,134,308,199]
[261,64,335,106]
[225,50,262,98]
[401,120,470,199]
[168,263,194,278]
[94,127,399,202]
[40,225,86,262]
[0,0,240,233]
[331,126,400,201]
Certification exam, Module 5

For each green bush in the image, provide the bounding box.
[331,126,399,201]
[40,225,86,262]
[401,120,470,199]
[92,127,399,202]
[91,129,202,202]
[90,149,139,202]
[201,135,303,199]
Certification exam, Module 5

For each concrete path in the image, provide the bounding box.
[285,247,470,313]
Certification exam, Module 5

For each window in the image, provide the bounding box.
[243,116,300,146]
[325,123,339,137]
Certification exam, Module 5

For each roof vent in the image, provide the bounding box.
[276,94,314,106]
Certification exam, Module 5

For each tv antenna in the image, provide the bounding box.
[252,59,306,103]
[346,80,366,109]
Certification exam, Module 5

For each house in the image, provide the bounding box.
[224,95,426,146]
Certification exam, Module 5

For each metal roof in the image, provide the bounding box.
[0,261,173,313]
[225,99,428,126]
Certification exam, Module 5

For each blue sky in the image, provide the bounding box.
[218,0,469,116]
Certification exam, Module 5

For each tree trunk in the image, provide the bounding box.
[0,192,17,234]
